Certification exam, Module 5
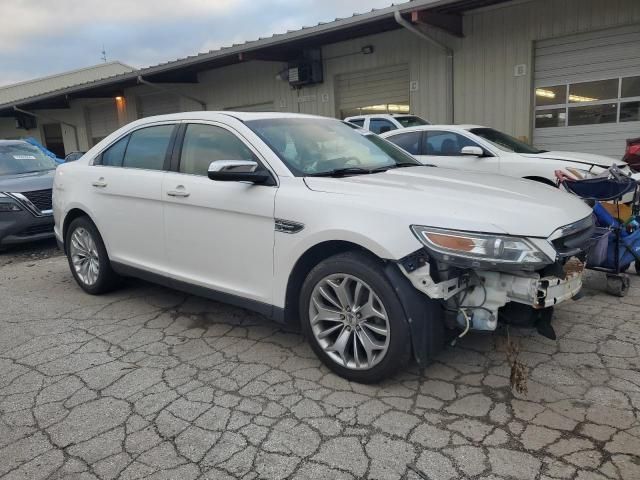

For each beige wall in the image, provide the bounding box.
[455,0,640,141]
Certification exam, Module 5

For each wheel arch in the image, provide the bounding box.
[523,175,556,187]
[282,240,382,326]
[61,207,96,253]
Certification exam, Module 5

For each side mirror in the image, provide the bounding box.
[207,160,271,184]
[461,146,484,157]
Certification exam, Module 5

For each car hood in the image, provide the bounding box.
[521,151,625,168]
[0,169,55,193]
[304,167,592,238]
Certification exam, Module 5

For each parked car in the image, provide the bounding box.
[0,140,56,248]
[623,137,640,172]
[53,112,593,382]
[344,113,430,134]
[382,125,632,185]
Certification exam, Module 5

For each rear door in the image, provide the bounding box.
[88,123,177,272]
[421,130,499,173]
[162,122,277,304]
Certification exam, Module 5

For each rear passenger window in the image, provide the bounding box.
[99,136,129,167]
[387,132,421,155]
[122,125,174,170]
[180,124,256,176]
[369,119,397,134]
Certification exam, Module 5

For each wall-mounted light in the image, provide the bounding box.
[114,96,124,101]
[361,45,374,55]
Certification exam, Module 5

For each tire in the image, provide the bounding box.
[605,273,630,297]
[299,251,411,383]
[65,216,120,294]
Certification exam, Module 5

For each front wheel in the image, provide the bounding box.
[300,251,411,383]
[65,216,120,295]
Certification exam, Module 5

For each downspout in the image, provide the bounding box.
[13,106,80,151]
[394,9,454,123]
[137,76,208,110]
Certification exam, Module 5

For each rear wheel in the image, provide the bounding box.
[300,251,411,383]
[65,217,120,294]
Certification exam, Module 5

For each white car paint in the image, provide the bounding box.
[344,114,429,134]
[381,124,631,184]
[53,112,593,377]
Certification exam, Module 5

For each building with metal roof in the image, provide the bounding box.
[1,0,639,158]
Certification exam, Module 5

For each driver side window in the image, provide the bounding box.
[424,131,479,156]
[179,124,256,176]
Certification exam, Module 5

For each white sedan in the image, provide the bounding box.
[381,124,631,185]
[53,112,593,382]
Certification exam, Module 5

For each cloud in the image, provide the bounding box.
[0,0,407,86]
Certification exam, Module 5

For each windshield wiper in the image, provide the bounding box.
[306,167,378,177]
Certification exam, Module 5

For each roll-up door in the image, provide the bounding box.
[336,64,410,119]
[533,25,640,158]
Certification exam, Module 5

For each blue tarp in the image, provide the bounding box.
[22,137,64,164]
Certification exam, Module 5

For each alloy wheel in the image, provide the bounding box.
[69,227,100,286]
[309,273,390,370]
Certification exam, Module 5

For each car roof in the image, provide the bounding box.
[132,111,328,124]
[345,113,416,119]
[381,124,486,135]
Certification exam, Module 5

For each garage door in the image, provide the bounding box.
[533,25,640,158]
[225,102,274,112]
[87,102,119,146]
[336,64,410,119]
[137,92,181,118]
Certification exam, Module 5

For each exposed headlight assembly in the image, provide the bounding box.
[411,225,552,270]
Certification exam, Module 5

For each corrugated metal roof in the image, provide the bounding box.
[0,62,135,105]
[0,0,511,111]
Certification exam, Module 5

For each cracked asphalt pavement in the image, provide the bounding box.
[1,252,639,480]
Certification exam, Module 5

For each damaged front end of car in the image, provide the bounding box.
[397,215,595,354]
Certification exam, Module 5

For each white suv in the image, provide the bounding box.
[344,114,430,134]
[53,112,593,383]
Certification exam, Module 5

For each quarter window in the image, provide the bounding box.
[180,124,256,176]
[122,125,174,170]
[99,136,129,167]
[349,119,365,127]
[369,119,397,134]
[424,131,478,156]
[387,132,422,155]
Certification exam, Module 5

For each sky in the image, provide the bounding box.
[0,0,408,87]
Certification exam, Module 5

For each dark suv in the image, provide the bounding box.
[0,140,56,248]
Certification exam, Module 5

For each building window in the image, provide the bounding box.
[535,85,566,107]
[621,76,640,98]
[568,103,617,126]
[621,101,640,123]
[535,109,566,128]
[535,76,640,128]
[568,79,618,103]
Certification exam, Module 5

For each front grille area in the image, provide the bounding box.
[22,189,53,211]
[17,223,54,237]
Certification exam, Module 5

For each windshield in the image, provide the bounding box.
[247,118,420,176]
[0,143,58,175]
[395,115,429,128]
[469,127,544,154]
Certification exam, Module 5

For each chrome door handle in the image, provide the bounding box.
[167,190,190,197]
[92,180,107,188]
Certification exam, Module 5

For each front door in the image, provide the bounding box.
[162,122,277,305]
[418,130,499,174]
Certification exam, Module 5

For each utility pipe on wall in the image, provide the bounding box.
[394,9,454,123]
[137,76,208,110]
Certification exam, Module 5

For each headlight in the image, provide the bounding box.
[0,202,21,212]
[411,226,552,270]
